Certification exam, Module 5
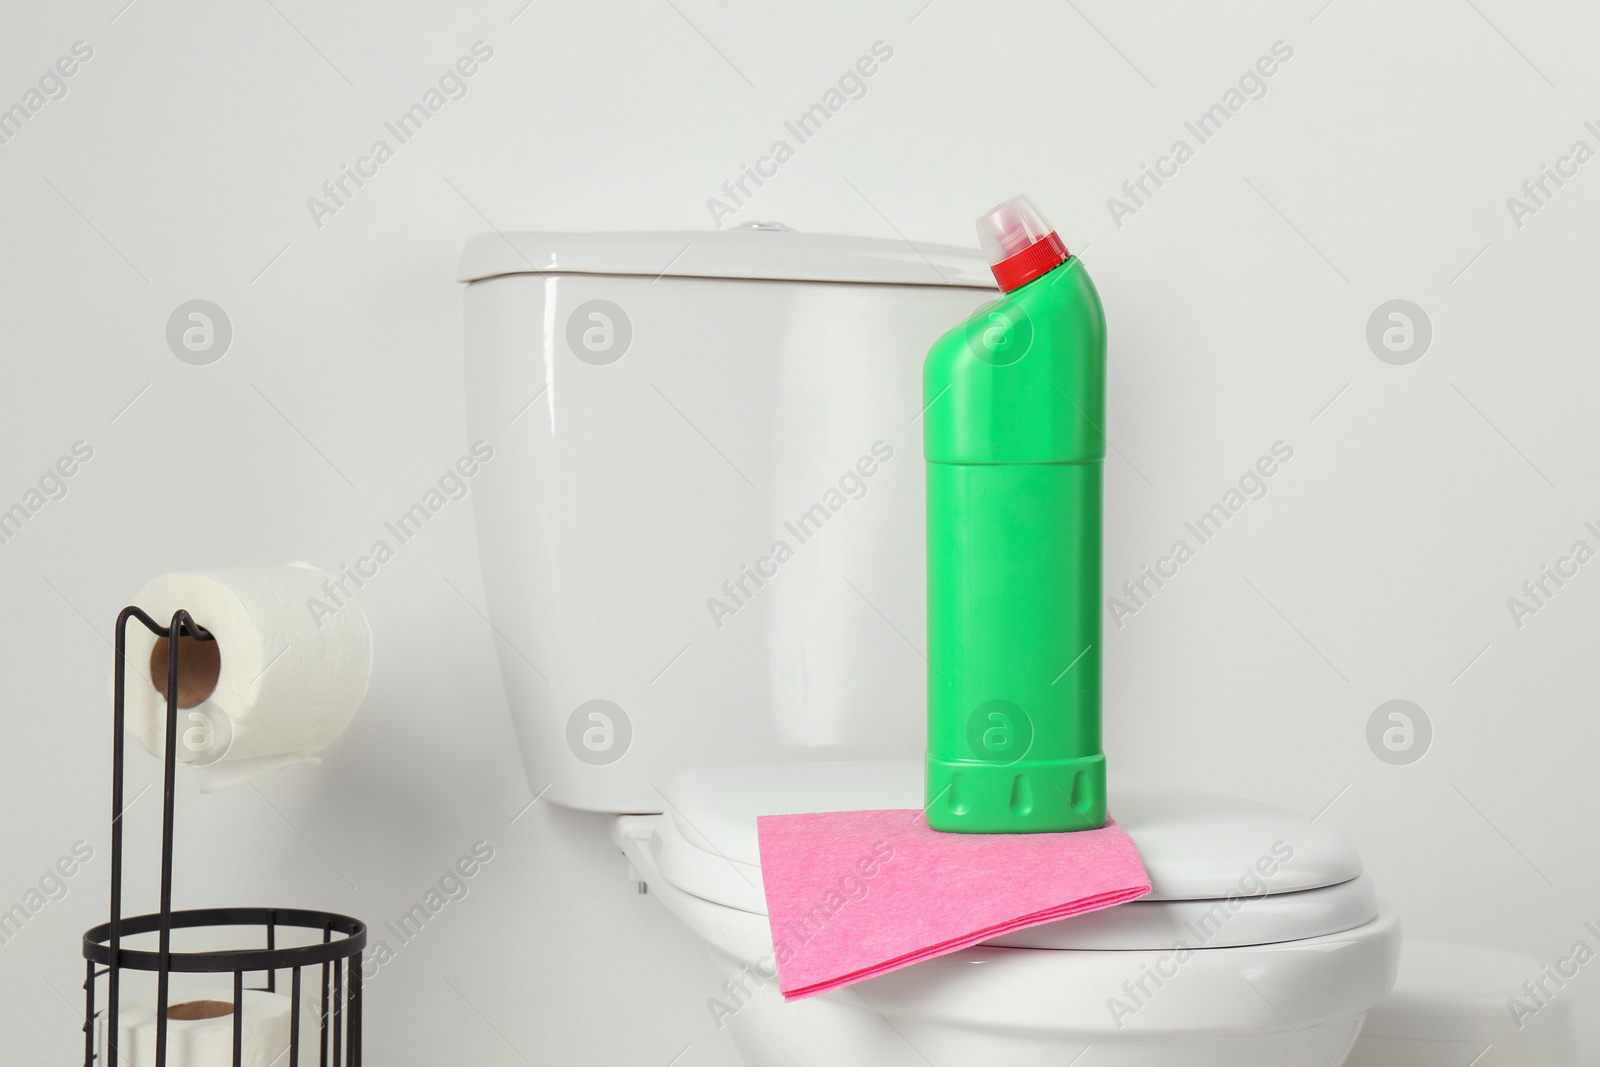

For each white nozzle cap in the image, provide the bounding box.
[976,195,1053,265]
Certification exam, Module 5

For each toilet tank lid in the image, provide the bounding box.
[660,759,1366,901]
[456,225,997,288]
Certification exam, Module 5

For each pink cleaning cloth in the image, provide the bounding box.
[756,809,1151,1000]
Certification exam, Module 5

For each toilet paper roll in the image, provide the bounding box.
[124,564,372,792]
[98,990,321,1067]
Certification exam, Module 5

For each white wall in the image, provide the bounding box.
[2,0,1597,1062]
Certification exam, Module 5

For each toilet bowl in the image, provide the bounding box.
[615,759,1400,1066]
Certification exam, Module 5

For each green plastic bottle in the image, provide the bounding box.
[924,195,1107,833]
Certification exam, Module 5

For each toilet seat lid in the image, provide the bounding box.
[652,759,1370,945]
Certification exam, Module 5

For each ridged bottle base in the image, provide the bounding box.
[925,753,1107,833]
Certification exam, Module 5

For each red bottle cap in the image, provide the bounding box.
[977,195,1070,292]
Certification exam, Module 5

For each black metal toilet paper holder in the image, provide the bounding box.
[80,606,366,1067]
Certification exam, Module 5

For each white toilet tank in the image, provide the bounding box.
[459,225,995,813]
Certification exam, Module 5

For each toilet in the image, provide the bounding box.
[459,225,1401,1064]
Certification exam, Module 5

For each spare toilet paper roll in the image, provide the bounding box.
[124,564,372,792]
[99,990,321,1067]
